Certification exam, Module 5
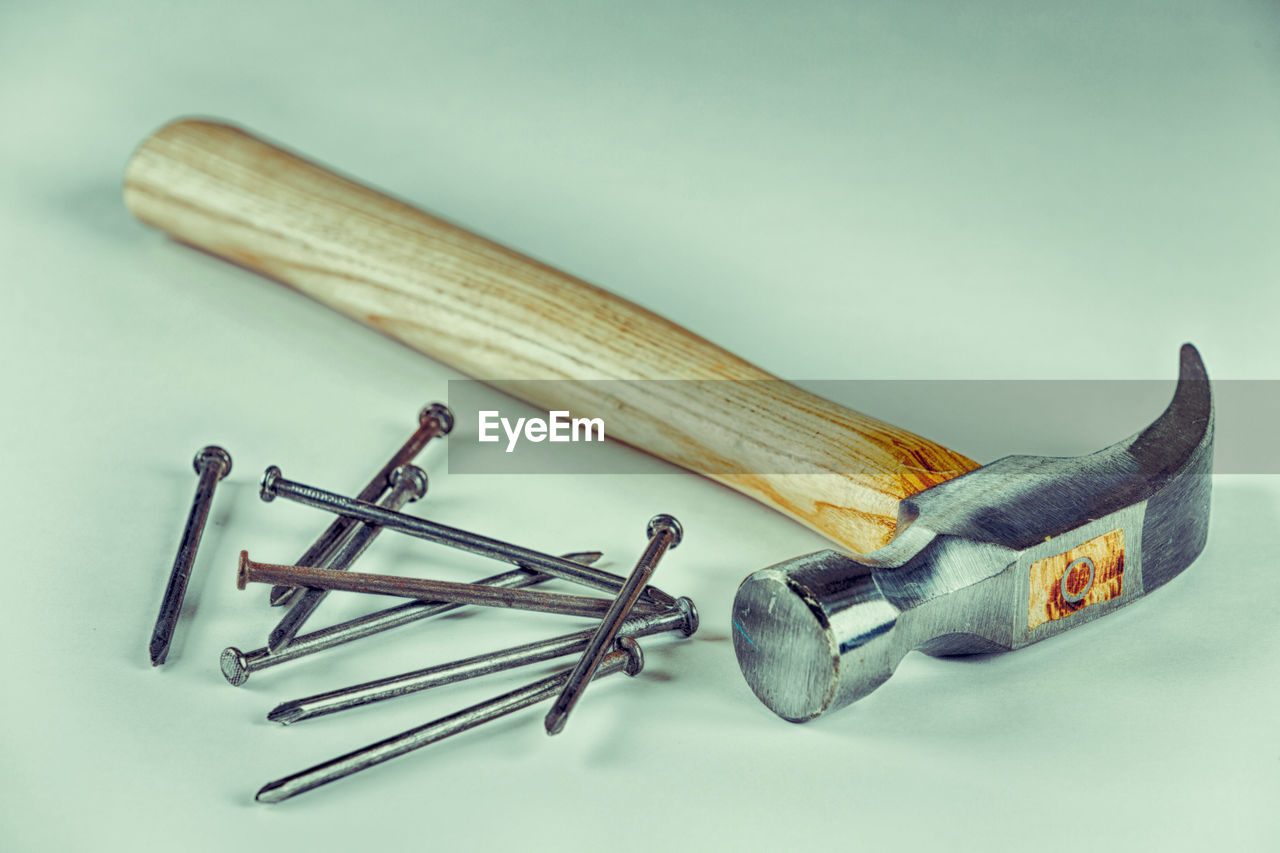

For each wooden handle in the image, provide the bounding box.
[124,119,979,553]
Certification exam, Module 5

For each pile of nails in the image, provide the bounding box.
[147,404,697,803]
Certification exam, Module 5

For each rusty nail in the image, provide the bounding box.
[267,465,428,651]
[220,553,602,686]
[238,553,663,620]
[270,404,451,607]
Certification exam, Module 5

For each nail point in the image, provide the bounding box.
[266,624,293,654]
[267,702,305,725]
[544,705,567,736]
[561,551,603,566]
[268,586,298,607]
[255,781,287,804]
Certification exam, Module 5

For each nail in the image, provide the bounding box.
[266,465,428,651]
[269,597,696,723]
[270,404,452,606]
[238,553,662,620]
[221,553,601,686]
[259,466,675,606]
[545,514,681,735]
[255,638,643,804]
[149,446,233,666]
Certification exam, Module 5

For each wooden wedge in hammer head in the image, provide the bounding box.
[123,120,1215,722]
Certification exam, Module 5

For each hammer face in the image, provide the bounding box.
[732,554,890,723]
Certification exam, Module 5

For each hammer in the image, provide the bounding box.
[124,120,1214,722]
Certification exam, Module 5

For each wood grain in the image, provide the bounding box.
[124,119,980,553]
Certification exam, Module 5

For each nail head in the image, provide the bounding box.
[647,514,682,548]
[220,647,251,685]
[193,445,232,479]
[237,550,251,590]
[260,466,281,501]
[616,636,645,676]
[389,464,428,499]
[420,403,455,435]
[674,596,700,637]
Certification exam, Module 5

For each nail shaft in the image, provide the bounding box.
[267,466,427,651]
[256,640,643,804]
[221,554,603,686]
[270,405,452,607]
[269,598,696,724]
[149,446,232,666]
[545,514,681,735]
[260,467,675,606]
[238,553,661,620]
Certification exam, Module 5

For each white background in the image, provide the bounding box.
[2,2,1278,851]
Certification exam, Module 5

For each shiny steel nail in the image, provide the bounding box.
[545,514,681,735]
[149,446,233,666]
[259,466,675,606]
[255,639,643,804]
[267,465,427,651]
[220,553,601,686]
[238,553,660,620]
[269,598,696,723]
[270,404,452,607]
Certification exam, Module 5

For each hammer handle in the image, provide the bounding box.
[124,120,978,553]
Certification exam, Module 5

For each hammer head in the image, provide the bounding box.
[733,345,1214,722]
